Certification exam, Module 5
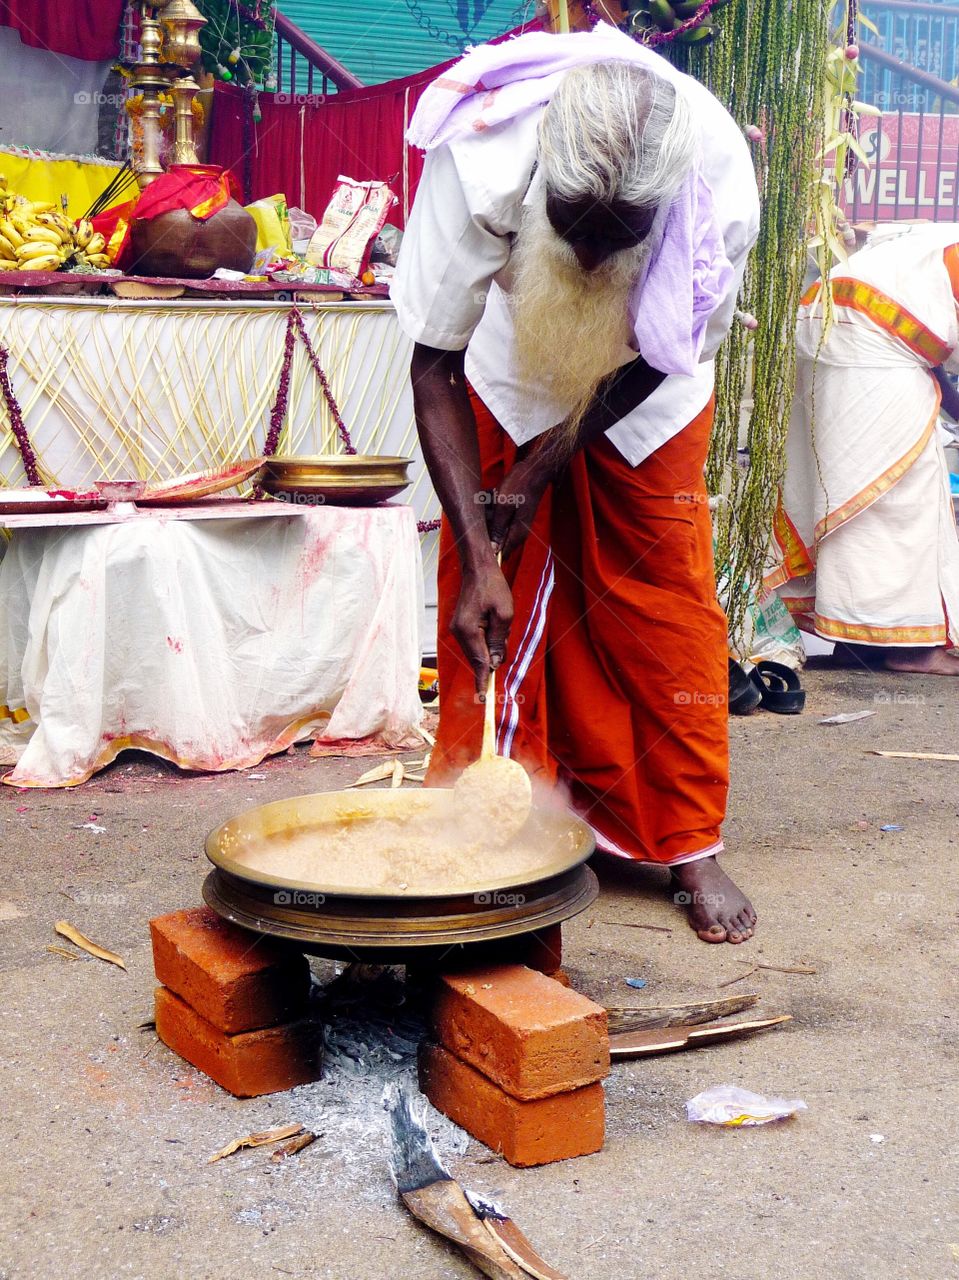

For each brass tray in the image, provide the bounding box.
[259,454,412,506]
[205,788,594,899]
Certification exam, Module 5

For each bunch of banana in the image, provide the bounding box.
[626,0,733,44]
[0,194,112,273]
[0,203,69,272]
[71,219,111,271]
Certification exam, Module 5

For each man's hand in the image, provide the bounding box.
[487,454,552,560]
[451,556,514,694]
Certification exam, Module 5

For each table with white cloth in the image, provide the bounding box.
[0,502,423,787]
[0,295,440,640]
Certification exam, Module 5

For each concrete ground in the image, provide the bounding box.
[0,660,956,1280]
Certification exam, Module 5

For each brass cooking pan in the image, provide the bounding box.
[203,788,598,959]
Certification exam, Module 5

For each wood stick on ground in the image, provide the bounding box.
[738,961,817,976]
[718,966,758,988]
[869,750,959,762]
[599,919,673,934]
[606,992,760,1034]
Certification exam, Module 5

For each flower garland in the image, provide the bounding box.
[263,310,439,533]
[0,347,41,486]
[261,309,357,459]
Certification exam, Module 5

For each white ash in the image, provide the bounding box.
[257,965,468,1205]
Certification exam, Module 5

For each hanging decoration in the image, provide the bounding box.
[0,348,41,486]
[808,1,877,337]
[660,1,833,638]
[194,0,275,88]
[263,309,357,460]
[624,0,733,46]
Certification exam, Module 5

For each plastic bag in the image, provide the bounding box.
[306,176,397,277]
[686,1085,807,1126]
[244,193,293,257]
[726,585,805,670]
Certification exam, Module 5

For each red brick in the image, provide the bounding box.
[155,987,322,1098]
[431,964,608,1100]
[419,1042,604,1167]
[150,907,310,1033]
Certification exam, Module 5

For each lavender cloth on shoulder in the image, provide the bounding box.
[406,22,736,378]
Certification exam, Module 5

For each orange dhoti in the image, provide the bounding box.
[428,391,730,866]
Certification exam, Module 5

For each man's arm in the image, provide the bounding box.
[410,343,514,693]
[488,357,667,557]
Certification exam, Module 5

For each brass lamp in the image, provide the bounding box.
[158,0,206,70]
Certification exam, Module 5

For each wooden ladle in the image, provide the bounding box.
[452,649,533,847]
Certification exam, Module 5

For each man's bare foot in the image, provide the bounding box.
[884,646,959,676]
[671,856,756,944]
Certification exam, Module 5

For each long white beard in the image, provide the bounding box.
[510,197,651,447]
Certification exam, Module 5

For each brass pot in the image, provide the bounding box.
[128,199,257,279]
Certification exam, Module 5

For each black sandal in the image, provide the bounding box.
[728,658,763,715]
[749,659,806,714]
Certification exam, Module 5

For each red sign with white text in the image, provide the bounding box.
[842,113,959,221]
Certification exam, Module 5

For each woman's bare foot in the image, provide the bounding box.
[671,856,756,944]
[884,646,959,676]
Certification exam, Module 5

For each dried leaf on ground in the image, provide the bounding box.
[53,920,126,969]
[348,761,398,788]
[390,759,404,788]
[208,1123,304,1164]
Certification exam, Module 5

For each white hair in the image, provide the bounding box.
[537,61,696,210]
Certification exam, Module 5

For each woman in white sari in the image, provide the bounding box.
[767,222,959,674]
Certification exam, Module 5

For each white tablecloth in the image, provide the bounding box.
[0,505,423,787]
[0,296,441,646]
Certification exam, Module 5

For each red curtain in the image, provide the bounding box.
[208,61,453,225]
[208,21,543,225]
[0,0,126,60]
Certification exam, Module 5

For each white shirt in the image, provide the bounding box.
[391,70,760,467]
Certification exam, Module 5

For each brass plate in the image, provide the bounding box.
[202,864,599,958]
[205,787,595,899]
[259,454,412,505]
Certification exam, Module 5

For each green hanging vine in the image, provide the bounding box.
[666,0,831,639]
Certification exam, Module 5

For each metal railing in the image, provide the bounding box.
[844,41,959,221]
[861,1,959,110]
[273,11,363,99]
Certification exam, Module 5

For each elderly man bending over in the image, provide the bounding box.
[392,24,760,943]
